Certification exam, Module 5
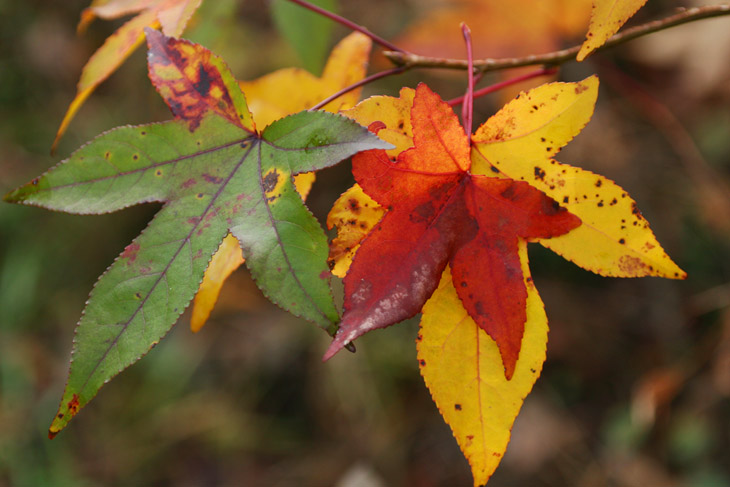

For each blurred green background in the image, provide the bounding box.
[1,1,729,485]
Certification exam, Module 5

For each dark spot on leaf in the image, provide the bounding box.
[454,404,462,411]
[196,193,204,199]
[67,394,80,416]
[203,173,223,184]
[597,201,604,207]
[140,131,146,135]
[134,292,142,299]
[540,137,546,142]
[348,198,360,214]
[595,179,602,187]
[563,196,569,204]
[619,238,626,244]
[534,166,546,180]
[263,170,280,193]
[419,359,426,366]
[631,203,640,215]
[155,169,163,177]
[133,154,139,160]
[526,277,533,283]
[194,63,212,97]
[460,281,467,287]
[530,368,536,373]
[546,147,552,152]
[610,198,617,206]
[490,165,500,173]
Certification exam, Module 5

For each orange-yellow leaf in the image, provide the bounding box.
[53,0,203,152]
[396,0,592,60]
[327,185,385,277]
[342,87,416,157]
[190,233,244,332]
[418,244,547,486]
[239,32,372,128]
[472,77,685,278]
[191,33,372,332]
[577,0,648,61]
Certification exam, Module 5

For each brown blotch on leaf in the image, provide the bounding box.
[348,198,360,214]
[618,255,647,274]
[534,166,546,181]
[263,170,280,194]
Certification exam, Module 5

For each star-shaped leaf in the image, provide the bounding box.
[5,30,389,437]
[329,77,686,486]
[324,83,581,379]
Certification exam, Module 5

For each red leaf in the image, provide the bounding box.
[324,84,581,378]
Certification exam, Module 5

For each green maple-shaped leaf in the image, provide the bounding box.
[4,29,389,437]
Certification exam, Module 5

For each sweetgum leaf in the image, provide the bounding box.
[4,30,389,437]
[324,84,580,378]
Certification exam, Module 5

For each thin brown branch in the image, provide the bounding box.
[384,5,730,72]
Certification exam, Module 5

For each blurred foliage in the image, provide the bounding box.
[1,0,730,485]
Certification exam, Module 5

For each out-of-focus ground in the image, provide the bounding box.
[1,1,729,485]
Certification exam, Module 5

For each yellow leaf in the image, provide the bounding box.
[577,0,648,61]
[53,0,203,152]
[191,33,373,331]
[341,87,416,157]
[326,185,385,277]
[239,32,372,128]
[418,243,547,487]
[472,77,685,278]
[190,234,244,333]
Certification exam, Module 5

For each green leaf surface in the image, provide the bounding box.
[271,0,338,74]
[4,30,389,437]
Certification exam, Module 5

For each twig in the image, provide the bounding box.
[285,0,404,52]
[461,23,474,141]
[309,66,408,111]
[384,5,730,72]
